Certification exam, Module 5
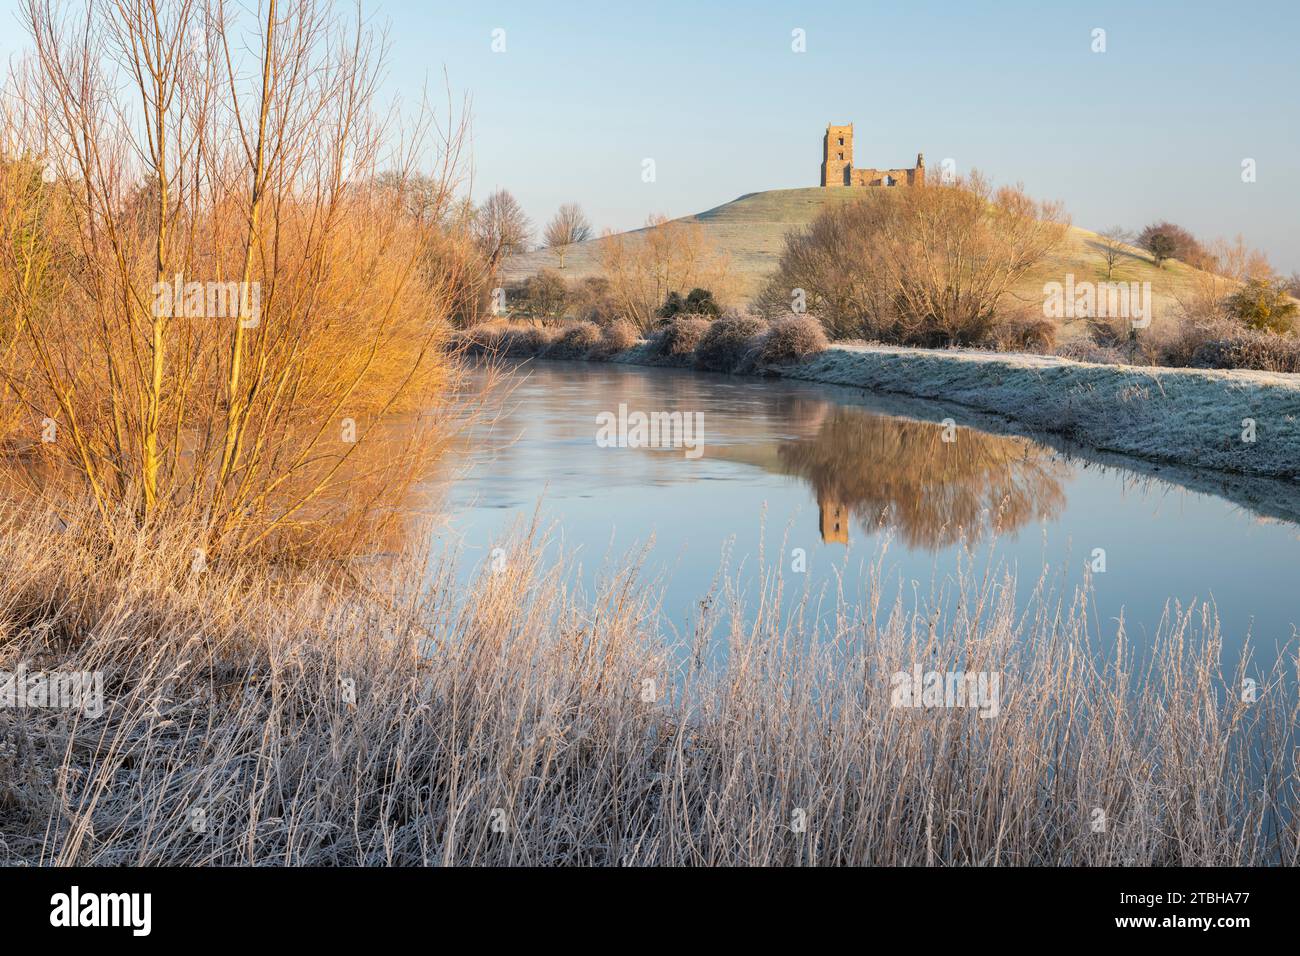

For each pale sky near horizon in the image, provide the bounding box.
[3,0,1297,270]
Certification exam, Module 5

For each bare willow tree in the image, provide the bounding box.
[598,215,734,332]
[1,0,474,559]
[752,201,897,337]
[543,202,591,269]
[760,174,1069,345]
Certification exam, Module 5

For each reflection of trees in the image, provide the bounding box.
[442,365,1070,553]
[777,408,1069,551]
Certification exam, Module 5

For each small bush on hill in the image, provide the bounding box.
[694,314,768,373]
[1143,232,1176,268]
[1223,277,1299,334]
[758,315,829,365]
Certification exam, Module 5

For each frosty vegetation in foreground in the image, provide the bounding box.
[2,504,1295,867]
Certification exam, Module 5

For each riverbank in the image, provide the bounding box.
[600,340,1300,480]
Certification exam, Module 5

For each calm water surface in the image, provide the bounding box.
[435,361,1300,668]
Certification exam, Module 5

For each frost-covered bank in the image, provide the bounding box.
[601,340,1300,479]
[771,344,1300,479]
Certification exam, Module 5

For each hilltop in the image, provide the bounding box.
[502,186,1214,335]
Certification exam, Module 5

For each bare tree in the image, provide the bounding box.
[521,269,569,321]
[375,171,459,227]
[1098,226,1133,280]
[1172,234,1276,330]
[543,202,592,269]
[762,174,1069,345]
[598,215,735,332]
[475,189,531,271]
[2,0,474,556]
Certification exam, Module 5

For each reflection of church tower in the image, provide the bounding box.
[818,488,849,544]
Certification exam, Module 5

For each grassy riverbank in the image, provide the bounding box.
[2,503,1295,866]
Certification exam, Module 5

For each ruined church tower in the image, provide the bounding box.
[820,124,854,187]
[818,491,849,545]
[821,123,924,188]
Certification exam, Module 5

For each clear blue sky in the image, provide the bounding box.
[4,0,1297,269]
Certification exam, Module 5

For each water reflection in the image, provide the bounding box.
[442,361,1300,670]
[714,403,1069,551]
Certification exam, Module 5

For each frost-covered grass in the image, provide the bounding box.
[780,344,1300,479]
[2,503,1296,866]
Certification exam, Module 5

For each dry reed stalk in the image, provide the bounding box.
[0,502,1294,867]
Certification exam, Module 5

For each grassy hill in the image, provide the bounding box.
[502,188,867,295]
[502,186,1213,338]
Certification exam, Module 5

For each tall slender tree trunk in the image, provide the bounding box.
[217,0,276,498]
[145,26,170,515]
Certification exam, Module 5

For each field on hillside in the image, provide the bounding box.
[502,186,1213,342]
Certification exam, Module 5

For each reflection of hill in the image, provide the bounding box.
[717,405,1069,551]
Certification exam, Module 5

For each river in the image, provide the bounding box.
[436,360,1300,671]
